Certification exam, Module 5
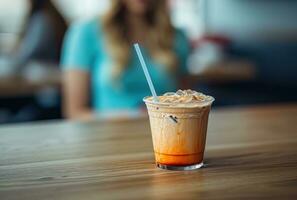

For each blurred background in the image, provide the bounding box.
[0,0,296,124]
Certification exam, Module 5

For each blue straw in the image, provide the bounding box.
[134,43,158,102]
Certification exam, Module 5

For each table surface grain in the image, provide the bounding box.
[0,104,297,200]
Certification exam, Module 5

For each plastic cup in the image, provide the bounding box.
[144,96,214,170]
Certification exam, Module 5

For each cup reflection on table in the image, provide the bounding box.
[144,95,214,171]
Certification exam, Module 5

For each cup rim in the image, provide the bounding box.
[143,95,215,108]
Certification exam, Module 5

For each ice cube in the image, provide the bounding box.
[183,96,194,103]
[185,89,195,95]
[176,89,185,96]
[163,92,176,96]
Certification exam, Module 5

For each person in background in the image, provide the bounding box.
[13,0,67,68]
[62,0,190,120]
[1,0,67,123]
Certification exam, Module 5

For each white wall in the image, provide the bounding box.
[170,0,202,38]
[205,0,297,41]
[0,0,28,33]
[0,0,110,33]
[54,0,110,22]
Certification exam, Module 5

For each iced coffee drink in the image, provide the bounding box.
[144,90,214,170]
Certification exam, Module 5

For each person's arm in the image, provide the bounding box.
[61,21,96,120]
[63,70,93,120]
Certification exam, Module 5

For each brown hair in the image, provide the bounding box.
[102,0,178,78]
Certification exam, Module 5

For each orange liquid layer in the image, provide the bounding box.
[154,152,204,166]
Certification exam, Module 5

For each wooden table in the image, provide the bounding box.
[0,63,61,97]
[1,104,297,199]
[0,60,254,97]
[0,76,61,97]
[188,60,256,83]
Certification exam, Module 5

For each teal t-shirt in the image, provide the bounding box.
[61,19,190,112]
